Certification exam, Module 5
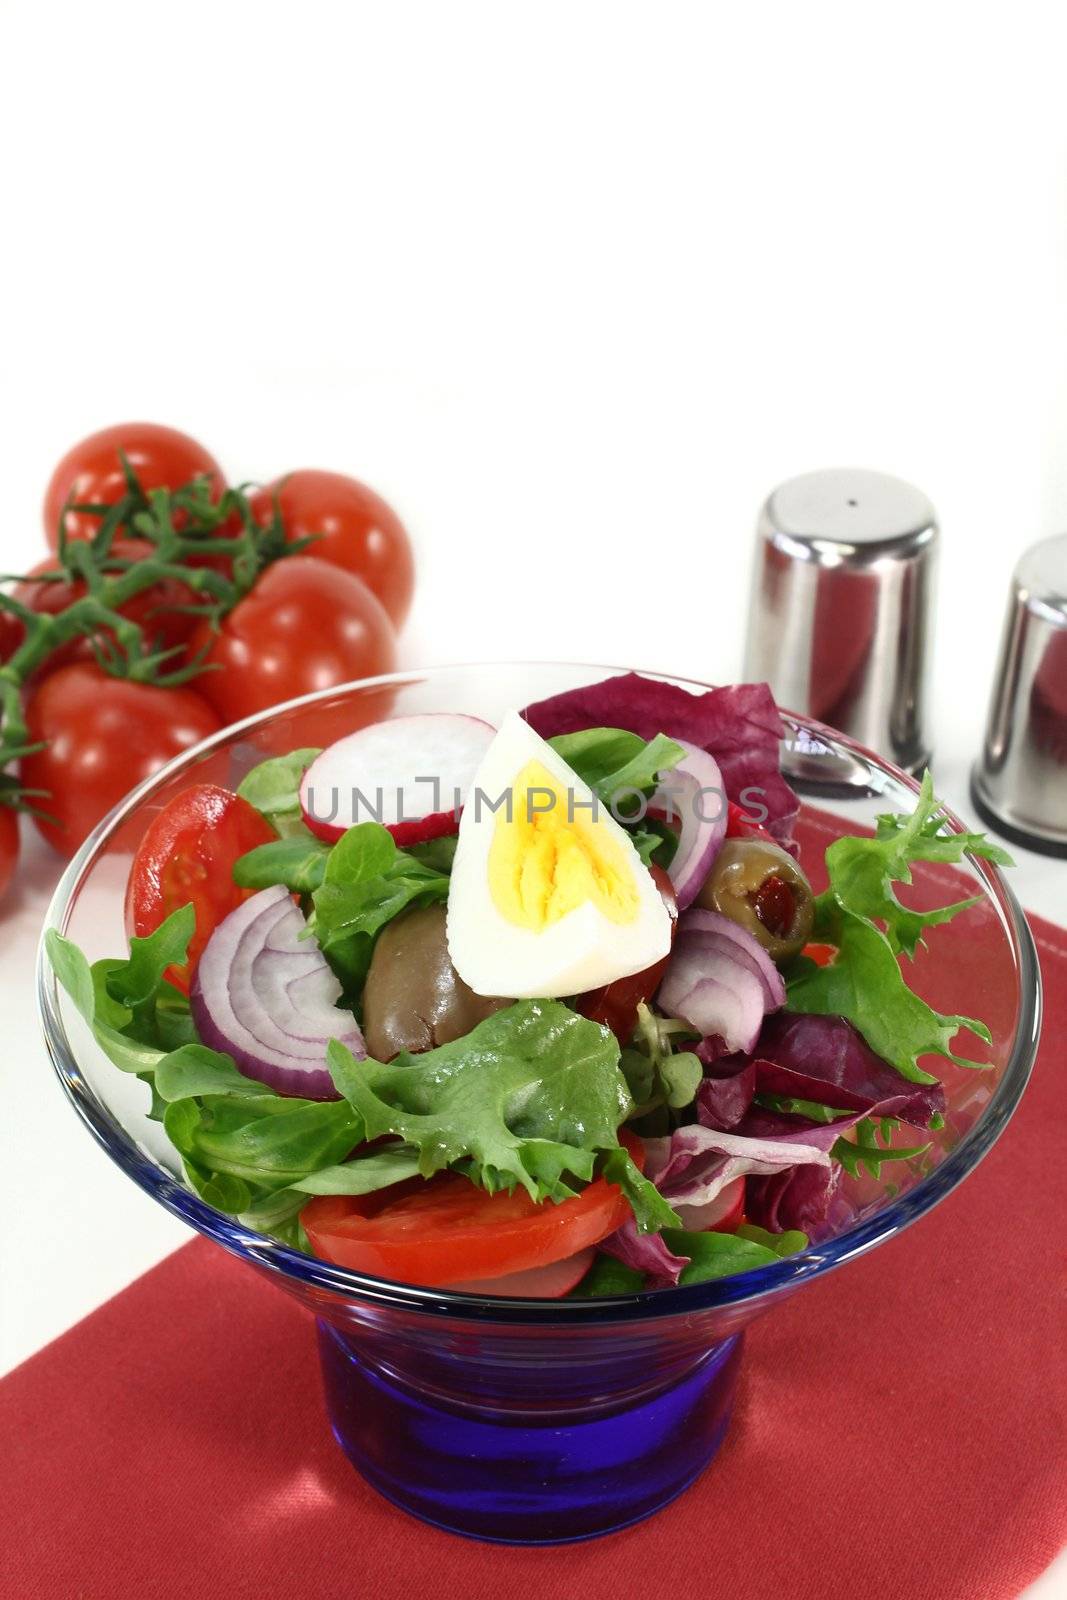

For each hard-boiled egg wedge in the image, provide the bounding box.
[446,711,672,998]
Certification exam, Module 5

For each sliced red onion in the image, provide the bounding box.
[648,739,726,909]
[656,907,785,1054]
[190,884,365,1100]
[300,713,496,845]
[678,908,785,1010]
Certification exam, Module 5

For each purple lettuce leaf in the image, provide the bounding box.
[746,1161,842,1238]
[522,671,799,844]
[699,1014,946,1132]
[694,1055,756,1130]
[599,1219,690,1286]
[600,1122,832,1286]
[643,1123,830,1207]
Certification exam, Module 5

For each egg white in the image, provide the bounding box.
[445,711,672,998]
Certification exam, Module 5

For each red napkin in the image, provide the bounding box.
[4,915,1067,1600]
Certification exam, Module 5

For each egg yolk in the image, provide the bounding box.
[488,760,640,931]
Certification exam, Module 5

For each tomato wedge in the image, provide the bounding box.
[577,865,678,1043]
[124,783,276,992]
[302,1130,645,1288]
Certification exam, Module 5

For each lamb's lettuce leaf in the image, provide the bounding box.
[311,821,450,990]
[236,747,320,837]
[234,835,332,895]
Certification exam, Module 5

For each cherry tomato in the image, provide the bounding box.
[43,422,225,550]
[13,538,202,676]
[187,555,397,725]
[725,799,777,843]
[302,1130,645,1287]
[21,664,221,857]
[249,470,414,626]
[0,806,19,899]
[125,783,277,991]
[578,865,678,1042]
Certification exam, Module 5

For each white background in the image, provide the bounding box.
[1,3,1065,1593]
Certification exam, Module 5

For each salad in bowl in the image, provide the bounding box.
[45,669,1015,1301]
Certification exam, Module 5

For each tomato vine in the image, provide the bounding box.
[0,457,305,804]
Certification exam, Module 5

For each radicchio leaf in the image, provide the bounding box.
[698,1014,945,1134]
[522,672,799,845]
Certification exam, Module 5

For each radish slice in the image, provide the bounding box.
[648,740,727,909]
[673,1176,745,1233]
[190,884,365,1099]
[300,714,496,845]
[449,1248,596,1298]
[657,907,786,1055]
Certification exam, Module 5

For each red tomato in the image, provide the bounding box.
[0,807,19,899]
[188,555,397,725]
[302,1130,646,1287]
[725,799,777,843]
[21,665,221,858]
[125,783,277,991]
[578,865,678,1042]
[43,422,224,550]
[801,942,837,967]
[249,470,414,626]
[13,538,202,675]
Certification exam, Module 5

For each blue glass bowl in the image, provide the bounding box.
[37,664,1041,1544]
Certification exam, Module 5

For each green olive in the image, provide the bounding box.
[695,837,815,963]
[362,903,511,1060]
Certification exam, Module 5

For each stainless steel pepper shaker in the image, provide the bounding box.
[971,534,1067,856]
[743,468,938,773]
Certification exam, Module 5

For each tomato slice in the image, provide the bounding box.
[302,1130,645,1288]
[124,783,276,992]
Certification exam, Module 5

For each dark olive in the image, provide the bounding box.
[695,837,815,962]
[362,903,511,1060]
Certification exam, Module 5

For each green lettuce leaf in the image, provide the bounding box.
[548,727,684,801]
[327,999,632,1203]
[233,835,332,895]
[236,748,320,837]
[570,1253,646,1296]
[830,1117,931,1180]
[599,1145,680,1233]
[786,775,1001,1081]
[819,771,1012,959]
[665,1223,807,1285]
[311,821,451,990]
[787,898,991,1082]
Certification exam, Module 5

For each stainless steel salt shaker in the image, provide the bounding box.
[971,534,1067,856]
[743,469,938,773]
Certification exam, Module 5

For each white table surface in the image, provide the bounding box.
[1,3,1065,1590]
